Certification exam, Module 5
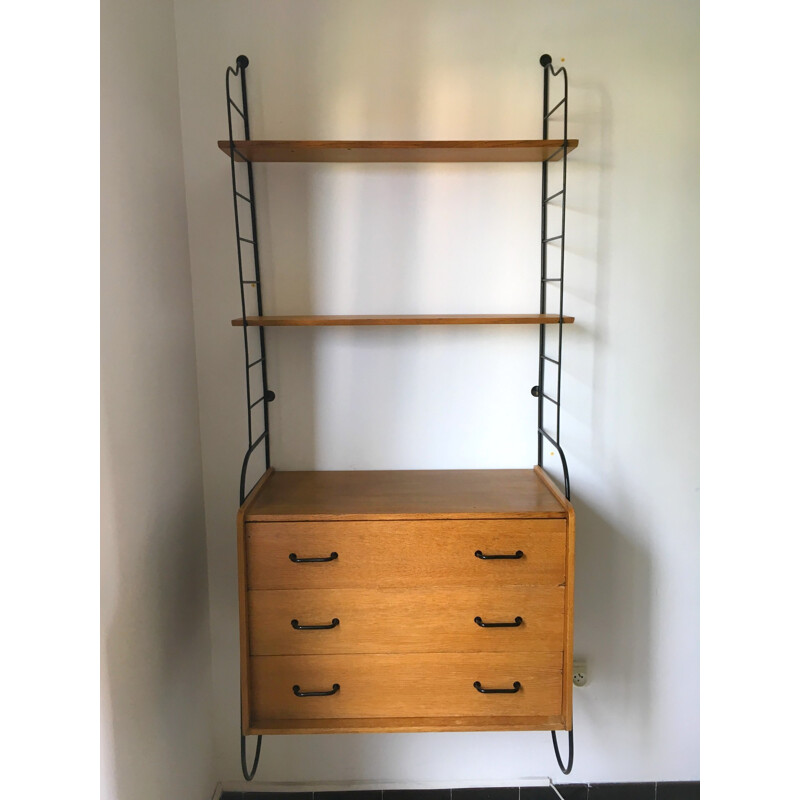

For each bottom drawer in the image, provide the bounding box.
[250,652,563,721]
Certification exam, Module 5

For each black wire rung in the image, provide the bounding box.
[541,355,560,365]
[229,98,245,118]
[241,278,260,285]
[545,97,566,119]
[235,191,252,204]
[239,237,255,244]
[544,143,569,163]
[545,189,565,203]
[544,235,564,243]
[248,358,264,368]
[542,392,559,406]
[249,396,265,409]
[232,146,251,163]
[543,277,562,282]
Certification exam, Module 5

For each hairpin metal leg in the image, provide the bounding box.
[241,732,262,781]
[551,729,574,774]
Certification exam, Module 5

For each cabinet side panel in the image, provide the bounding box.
[237,511,250,731]
[533,466,575,729]
[238,468,275,734]
[563,508,575,728]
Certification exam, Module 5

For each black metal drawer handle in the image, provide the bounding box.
[474,616,523,628]
[289,551,338,563]
[473,680,522,694]
[292,683,340,697]
[291,618,340,630]
[474,549,523,560]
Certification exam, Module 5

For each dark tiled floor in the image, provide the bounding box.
[452,789,518,800]
[656,783,699,800]
[522,785,589,800]
[315,793,382,800]
[221,794,314,800]
[225,783,698,800]
[384,791,452,800]
[587,785,655,800]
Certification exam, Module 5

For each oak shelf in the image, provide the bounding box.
[243,468,569,522]
[218,139,578,163]
[232,313,575,327]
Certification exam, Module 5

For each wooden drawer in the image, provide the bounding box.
[250,652,563,720]
[248,586,565,655]
[245,519,566,590]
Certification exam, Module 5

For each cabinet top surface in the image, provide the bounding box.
[218,139,578,163]
[242,469,568,521]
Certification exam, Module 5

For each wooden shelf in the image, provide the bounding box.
[232,314,574,327]
[218,139,578,163]
[243,469,569,522]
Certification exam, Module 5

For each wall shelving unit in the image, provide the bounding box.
[221,53,577,781]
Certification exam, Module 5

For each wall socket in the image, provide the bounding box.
[572,660,588,687]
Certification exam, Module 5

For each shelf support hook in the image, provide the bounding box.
[240,732,262,781]
[551,728,574,775]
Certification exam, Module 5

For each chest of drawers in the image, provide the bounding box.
[237,467,574,735]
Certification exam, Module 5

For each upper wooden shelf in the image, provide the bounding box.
[232,314,574,327]
[218,139,579,163]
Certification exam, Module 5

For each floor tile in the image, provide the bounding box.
[452,788,519,800]
[384,790,451,800]
[589,784,655,800]
[656,783,699,800]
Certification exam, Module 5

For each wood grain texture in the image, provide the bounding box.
[248,586,565,655]
[236,467,274,731]
[232,314,575,327]
[250,652,562,721]
[218,139,579,163]
[245,519,567,590]
[534,465,575,729]
[243,469,568,521]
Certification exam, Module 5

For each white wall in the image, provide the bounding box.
[100,0,215,798]
[173,0,699,784]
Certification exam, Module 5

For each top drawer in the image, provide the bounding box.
[245,519,567,590]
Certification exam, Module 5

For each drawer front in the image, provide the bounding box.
[248,586,565,655]
[250,652,563,720]
[245,519,566,590]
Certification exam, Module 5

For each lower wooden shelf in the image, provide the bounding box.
[237,467,575,735]
[232,314,575,327]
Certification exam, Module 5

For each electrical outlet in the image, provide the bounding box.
[572,660,588,687]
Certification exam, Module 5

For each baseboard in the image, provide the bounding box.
[218,781,700,800]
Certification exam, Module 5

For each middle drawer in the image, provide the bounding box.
[248,586,566,655]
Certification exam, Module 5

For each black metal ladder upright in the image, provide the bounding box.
[225,56,275,509]
[225,53,273,782]
[534,52,574,775]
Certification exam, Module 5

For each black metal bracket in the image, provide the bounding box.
[226,53,272,507]
[541,54,575,778]
[536,53,571,502]
[239,684,261,781]
[552,729,574,774]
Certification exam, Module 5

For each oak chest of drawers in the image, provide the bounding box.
[237,467,575,735]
